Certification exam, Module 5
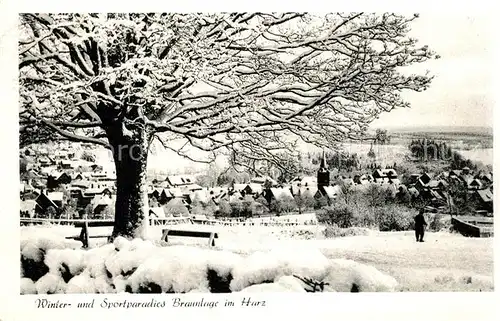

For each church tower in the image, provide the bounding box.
[317,150,330,193]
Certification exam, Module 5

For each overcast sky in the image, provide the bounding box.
[371,13,494,129]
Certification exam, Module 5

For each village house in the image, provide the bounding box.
[40,166,58,177]
[353,174,372,185]
[149,206,167,219]
[231,183,247,194]
[290,176,317,188]
[467,178,484,190]
[389,177,401,187]
[47,171,72,190]
[315,185,342,203]
[264,187,295,205]
[188,189,211,205]
[71,173,84,181]
[72,186,113,210]
[208,187,227,198]
[243,183,263,196]
[290,184,318,198]
[148,187,168,204]
[474,188,493,213]
[165,175,196,187]
[90,194,115,218]
[38,156,54,167]
[34,192,63,216]
[250,176,278,186]
[228,191,244,203]
[372,168,398,184]
[475,171,493,185]
[179,184,203,196]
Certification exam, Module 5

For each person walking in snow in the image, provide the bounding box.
[414,209,428,242]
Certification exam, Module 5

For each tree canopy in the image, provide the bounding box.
[20,13,435,164]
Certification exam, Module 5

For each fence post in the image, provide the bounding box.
[83,214,89,248]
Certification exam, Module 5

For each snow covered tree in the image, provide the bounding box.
[217,200,232,217]
[229,198,244,217]
[314,195,329,209]
[163,200,189,217]
[190,200,205,216]
[19,13,436,239]
[84,203,94,219]
[45,205,57,219]
[374,129,390,145]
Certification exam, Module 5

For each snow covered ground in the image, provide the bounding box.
[21,224,494,292]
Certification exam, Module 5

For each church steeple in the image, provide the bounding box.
[317,150,330,191]
[319,150,327,169]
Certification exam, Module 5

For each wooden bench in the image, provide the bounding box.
[66,220,114,248]
[161,229,218,247]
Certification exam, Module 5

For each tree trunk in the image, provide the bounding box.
[108,125,151,240]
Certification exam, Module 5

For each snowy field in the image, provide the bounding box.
[457,148,493,166]
[21,223,494,292]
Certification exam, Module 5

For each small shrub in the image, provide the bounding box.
[375,205,415,231]
[428,213,451,232]
[316,204,355,228]
[323,226,370,238]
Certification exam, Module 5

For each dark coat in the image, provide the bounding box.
[414,213,427,229]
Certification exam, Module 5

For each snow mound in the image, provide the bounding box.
[230,245,330,291]
[93,275,115,294]
[240,276,306,293]
[105,239,157,278]
[275,275,307,292]
[21,242,44,263]
[21,229,81,253]
[21,229,81,281]
[83,243,116,278]
[113,236,131,251]
[112,275,129,293]
[20,277,37,294]
[44,248,85,281]
[35,273,67,294]
[128,246,210,293]
[323,259,398,292]
[66,271,97,294]
[205,248,243,277]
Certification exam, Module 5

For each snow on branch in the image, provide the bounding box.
[19,13,437,163]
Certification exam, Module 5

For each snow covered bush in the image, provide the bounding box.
[35,273,67,294]
[104,237,157,279]
[240,275,307,292]
[230,246,330,291]
[20,229,81,281]
[322,259,398,292]
[128,246,212,293]
[20,277,37,294]
[44,248,86,282]
[375,205,415,232]
[323,226,371,238]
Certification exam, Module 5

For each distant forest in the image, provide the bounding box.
[408,139,480,170]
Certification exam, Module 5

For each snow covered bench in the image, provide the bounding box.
[66,220,114,248]
[161,229,218,247]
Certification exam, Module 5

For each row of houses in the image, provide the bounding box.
[406,168,493,214]
[20,142,494,219]
[20,143,118,218]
